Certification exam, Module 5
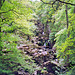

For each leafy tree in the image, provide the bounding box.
[34,0,75,74]
[0,0,38,74]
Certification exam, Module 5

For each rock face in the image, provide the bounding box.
[17,21,60,75]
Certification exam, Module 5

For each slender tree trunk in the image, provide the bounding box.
[65,4,69,66]
[65,5,69,29]
[66,4,70,37]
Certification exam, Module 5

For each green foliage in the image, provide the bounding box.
[49,32,56,43]
[0,0,75,74]
[58,66,75,75]
[54,8,75,63]
[36,0,75,74]
[53,5,67,30]
[54,28,67,47]
[34,0,75,64]
[0,0,37,74]
[54,5,75,74]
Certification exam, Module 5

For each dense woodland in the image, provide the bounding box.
[0,0,75,75]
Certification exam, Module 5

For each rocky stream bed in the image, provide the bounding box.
[17,22,63,75]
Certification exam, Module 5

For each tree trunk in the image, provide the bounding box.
[65,5,69,29]
[65,4,69,66]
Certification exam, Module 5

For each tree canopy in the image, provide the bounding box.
[0,0,75,75]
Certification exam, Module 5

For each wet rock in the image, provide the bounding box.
[51,61,60,66]
[18,68,30,75]
[22,44,28,47]
[43,61,51,66]
[33,52,38,56]
[41,51,49,56]
[31,49,38,53]
[18,71,30,75]
[17,46,24,50]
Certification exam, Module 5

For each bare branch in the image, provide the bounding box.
[52,1,56,7]
[57,0,75,6]
[41,0,75,6]
[0,9,13,14]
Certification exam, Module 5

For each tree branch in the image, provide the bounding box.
[0,9,24,15]
[0,9,13,14]
[0,0,5,9]
[41,0,75,6]
[57,0,75,6]
[52,1,56,7]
